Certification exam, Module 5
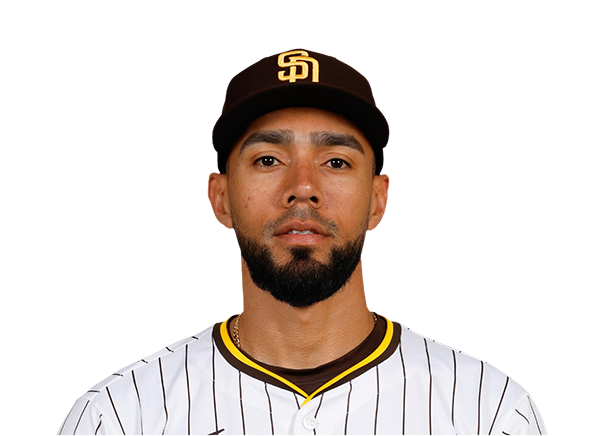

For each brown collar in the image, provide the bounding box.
[213,314,401,405]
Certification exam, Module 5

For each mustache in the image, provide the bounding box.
[262,208,340,238]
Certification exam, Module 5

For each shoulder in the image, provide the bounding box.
[88,324,214,398]
[380,324,545,436]
[401,326,528,413]
[398,323,523,387]
[59,325,215,435]
[503,391,546,434]
[396,324,545,434]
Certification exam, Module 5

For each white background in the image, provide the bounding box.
[0,1,600,435]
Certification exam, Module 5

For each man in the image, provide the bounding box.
[59,49,546,435]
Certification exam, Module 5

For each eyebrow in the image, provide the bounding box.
[239,130,294,155]
[310,131,365,155]
[239,129,365,155]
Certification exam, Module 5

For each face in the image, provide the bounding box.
[209,107,389,307]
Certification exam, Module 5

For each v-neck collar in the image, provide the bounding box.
[212,314,401,406]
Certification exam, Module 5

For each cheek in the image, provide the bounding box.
[233,180,274,211]
[323,178,372,226]
[229,179,276,234]
[325,173,371,204]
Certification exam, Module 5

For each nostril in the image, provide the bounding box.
[285,195,319,206]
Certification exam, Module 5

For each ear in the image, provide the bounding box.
[368,174,389,230]
[208,173,233,229]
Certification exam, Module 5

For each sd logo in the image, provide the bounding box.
[277,50,319,83]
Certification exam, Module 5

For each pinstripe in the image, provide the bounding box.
[59,403,76,434]
[61,316,543,436]
[315,393,324,416]
[424,339,432,435]
[239,371,246,435]
[94,415,102,435]
[398,328,406,435]
[73,400,89,434]
[488,377,510,434]
[344,380,353,435]
[59,413,70,434]
[452,350,457,428]
[159,357,169,435]
[185,344,191,435]
[294,392,301,409]
[527,396,542,434]
[477,361,484,435]
[313,393,324,435]
[106,387,125,435]
[212,338,219,433]
[264,382,274,435]
[515,409,529,424]
[374,365,380,435]
[132,370,143,434]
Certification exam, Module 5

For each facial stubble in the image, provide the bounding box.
[233,211,369,308]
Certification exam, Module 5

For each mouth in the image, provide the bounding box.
[286,230,318,235]
[274,221,328,246]
[276,231,327,246]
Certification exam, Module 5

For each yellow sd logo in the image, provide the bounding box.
[278,50,319,83]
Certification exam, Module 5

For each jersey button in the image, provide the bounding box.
[302,415,318,430]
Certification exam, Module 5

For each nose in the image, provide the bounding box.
[281,158,323,209]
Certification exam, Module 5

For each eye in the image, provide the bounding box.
[255,156,279,167]
[327,158,350,169]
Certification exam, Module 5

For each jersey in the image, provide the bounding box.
[58,316,546,435]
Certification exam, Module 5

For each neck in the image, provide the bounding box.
[235,259,374,369]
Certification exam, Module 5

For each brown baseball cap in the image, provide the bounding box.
[212,49,389,174]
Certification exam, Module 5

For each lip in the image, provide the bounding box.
[276,233,327,246]
[274,220,329,246]
[274,220,328,237]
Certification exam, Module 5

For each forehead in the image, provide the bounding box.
[234,107,374,153]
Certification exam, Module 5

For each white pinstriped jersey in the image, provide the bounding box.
[59,316,546,435]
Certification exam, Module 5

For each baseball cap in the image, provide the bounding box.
[212,49,389,174]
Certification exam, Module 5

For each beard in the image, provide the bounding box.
[233,209,368,308]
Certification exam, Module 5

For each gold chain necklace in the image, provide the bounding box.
[232,312,377,349]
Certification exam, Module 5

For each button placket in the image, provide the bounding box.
[291,397,322,434]
[302,415,318,430]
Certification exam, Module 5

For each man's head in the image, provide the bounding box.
[208,50,389,308]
